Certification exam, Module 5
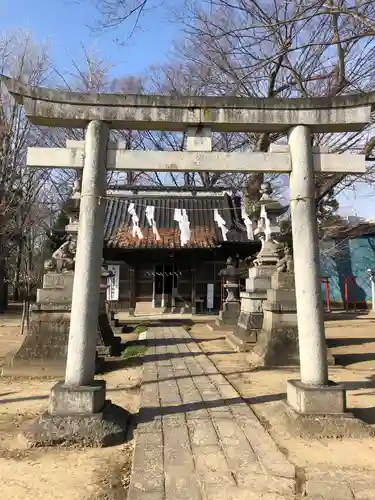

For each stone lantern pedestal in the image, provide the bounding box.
[216,258,245,328]
[227,240,281,351]
[216,283,241,328]
[226,182,288,352]
[247,269,299,366]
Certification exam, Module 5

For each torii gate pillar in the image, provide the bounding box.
[286,126,344,416]
[64,121,108,387]
[46,120,111,420]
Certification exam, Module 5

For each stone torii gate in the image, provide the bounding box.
[2,75,372,442]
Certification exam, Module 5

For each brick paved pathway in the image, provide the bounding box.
[127,327,297,500]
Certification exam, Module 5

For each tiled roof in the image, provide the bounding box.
[104,193,250,249]
[324,221,375,239]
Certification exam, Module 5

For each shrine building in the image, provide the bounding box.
[89,186,259,314]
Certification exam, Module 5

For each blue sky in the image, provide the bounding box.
[1,0,375,219]
[1,0,179,77]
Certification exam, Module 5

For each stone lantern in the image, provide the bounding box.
[227,181,288,351]
[215,257,247,328]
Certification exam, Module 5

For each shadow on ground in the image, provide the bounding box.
[328,337,375,348]
[325,312,375,322]
[333,353,375,366]
[136,393,287,423]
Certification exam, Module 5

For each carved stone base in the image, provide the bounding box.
[216,301,240,328]
[14,306,71,361]
[247,272,300,367]
[247,323,300,367]
[228,265,276,351]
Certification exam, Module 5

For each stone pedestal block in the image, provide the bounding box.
[227,265,276,351]
[37,288,73,303]
[216,301,240,328]
[8,270,121,369]
[43,272,74,290]
[15,306,71,361]
[247,271,300,366]
[49,380,106,415]
[287,379,346,415]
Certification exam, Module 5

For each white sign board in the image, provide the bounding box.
[207,283,214,310]
[107,264,120,301]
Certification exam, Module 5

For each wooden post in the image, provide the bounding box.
[129,267,136,315]
[152,265,156,308]
[161,264,166,308]
[191,268,196,315]
[172,258,176,311]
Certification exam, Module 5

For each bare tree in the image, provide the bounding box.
[0,30,56,304]
[167,0,375,211]
[80,0,375,207]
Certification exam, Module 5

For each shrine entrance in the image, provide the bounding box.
[3,73,371,437]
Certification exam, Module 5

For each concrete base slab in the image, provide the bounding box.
[49,380,106,415]
[226,330,257,352]
[20,402,130,447]
[287,379,346,414]
[280,400,374,439]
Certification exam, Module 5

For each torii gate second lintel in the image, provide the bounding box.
[27,142,366,174]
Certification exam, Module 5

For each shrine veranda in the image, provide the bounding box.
[2,74,372,441]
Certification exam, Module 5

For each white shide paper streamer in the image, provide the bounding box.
[128,202,143,240]
[174,208,191,246]
[214,209,229,241]
[145,205,161,241]
[241,204,254,240]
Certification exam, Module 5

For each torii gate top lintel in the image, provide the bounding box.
[1,75,373,133]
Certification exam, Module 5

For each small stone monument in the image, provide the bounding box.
[247,243,300,366]
[216,257,247,328]
[8,239,76,367]
[5,183,120,373]
[227,182,288,351]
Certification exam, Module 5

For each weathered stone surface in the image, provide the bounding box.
[127,326,297,500]
[228,266,277,351]
[281,398,374,438]
[14,310,70,361]
[164,465,201,500]
[247,271,300,367]
[4,75,373,133]
[131,432,164,492]
[43,271,74,289]
[216,301,240,328]
[193,445,236,486]
[287,379,346,414]
[305,479,354,499]
[235,472,295,496]
[21,402,129,447]
[48,380,106,415]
